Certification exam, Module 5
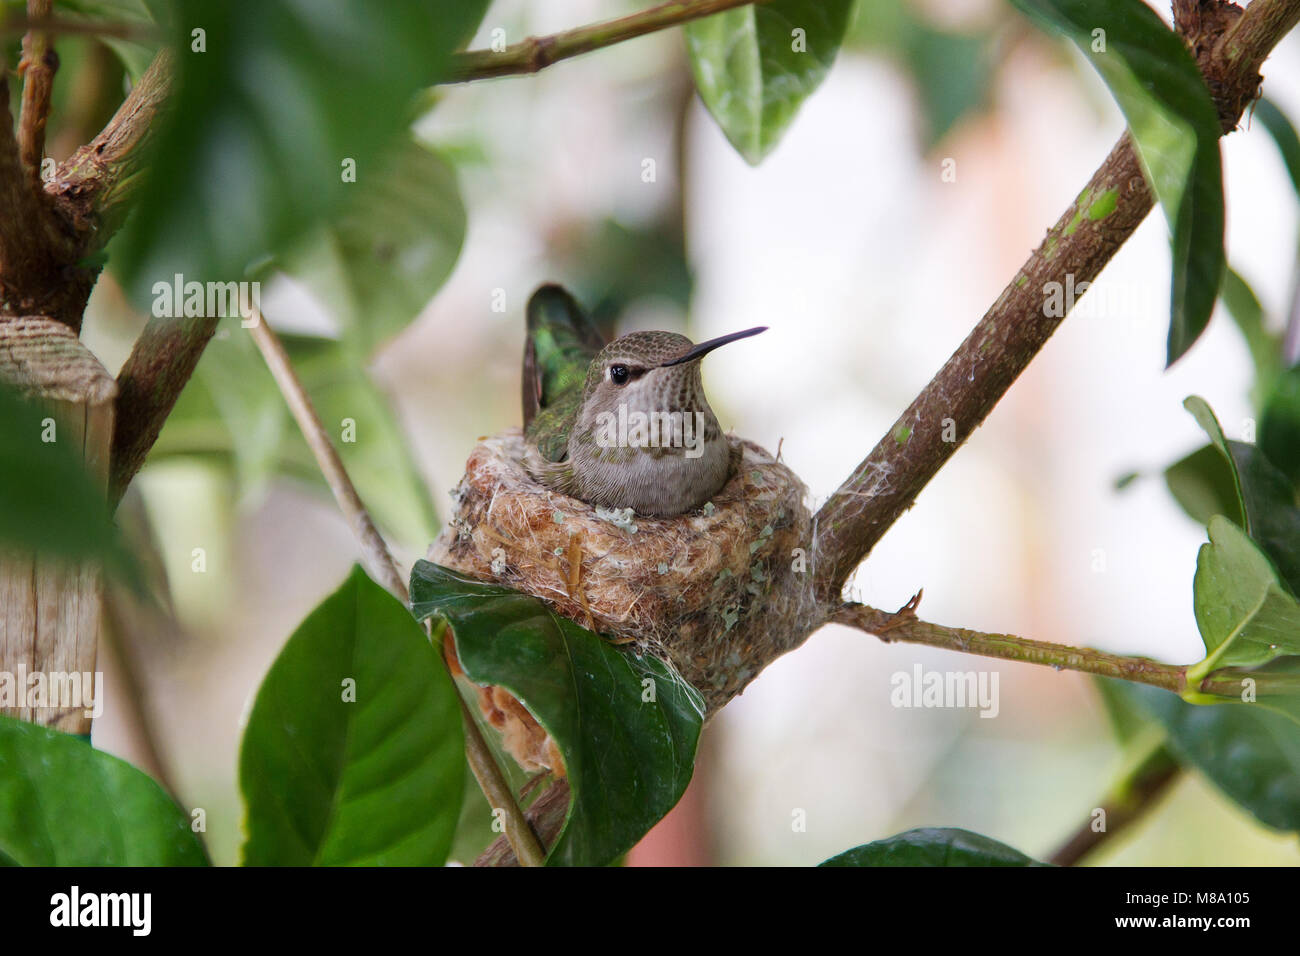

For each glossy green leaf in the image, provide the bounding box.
[1255,97,1300,197]
[1012,0,1225,365]
[112,0,488,305]
[284,139,466,354]
[1260,365,1300,487]
[0,385,130,569]
[1184,396,1300,594]
[820,828,1046,866]
[1188,516,1300,682]
[685,0,857,164]
[150,320,438,548]
[409,561,706,867]
[240,565,464,865]
[0,716,209,865]
[1119,682,1300,832]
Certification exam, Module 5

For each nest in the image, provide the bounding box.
[429,428,818,773]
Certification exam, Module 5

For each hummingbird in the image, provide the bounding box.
[521,284,766,516]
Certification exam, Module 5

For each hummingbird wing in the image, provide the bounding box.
[522,284,604,462]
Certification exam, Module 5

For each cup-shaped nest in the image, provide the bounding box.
[429,428,816,772]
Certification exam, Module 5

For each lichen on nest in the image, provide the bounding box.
[429,428,818,772]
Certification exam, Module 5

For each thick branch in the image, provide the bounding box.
[0,72,66,312]
[830,600,1298,699]
[108,314,219,506]
[810,0,1299,599]
[18,0,57,189]
[48,47,174,249]
[2,45,171,325]
[443,0,765,83]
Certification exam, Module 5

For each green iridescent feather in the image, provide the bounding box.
[522,284,605,462]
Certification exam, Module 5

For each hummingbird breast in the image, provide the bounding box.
[560,410,733,516]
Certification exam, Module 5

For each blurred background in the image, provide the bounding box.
[62,0,1300,864]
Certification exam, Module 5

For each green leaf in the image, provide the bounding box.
[1012,0,1225,365]
[1184,396,1300,594]
[1188,516,1300,681]
[1165,444,1243,527]
[820,828,1047,866]
[0,385,129,569]
[1219,268,1282,407]
[685,0,857,164]
[1260,365,1300,487]
[112,0,489,305]
[409,561,706,867]
[150,320,438,548]
[284,139,466,354]
[1119,682,1300,832]
[0,716,209,865]
[1254,97,1300,197]
[240,565,464,865]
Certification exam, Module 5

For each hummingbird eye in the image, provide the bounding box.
[608,364,630,386]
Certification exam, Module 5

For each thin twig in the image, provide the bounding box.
[830,602,1297,699]
[1049,734,1181,867]
[474,780,572,867]
[443,0,766,83]
[18,0,56,190]
[246,309,547,868]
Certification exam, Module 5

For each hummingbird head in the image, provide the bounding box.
[576,326,767,425]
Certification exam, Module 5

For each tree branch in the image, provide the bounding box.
[810,0,1299,601]
[108,313,219,507]
[830,599,1297,699]
[0,44,171,325]
[246,309,548,868]
[0,66,67,313]
[47,47,174,250]
[18,0,57,190]
[443,0,765,83]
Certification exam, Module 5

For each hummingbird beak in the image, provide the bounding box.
[659,326,767,367]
